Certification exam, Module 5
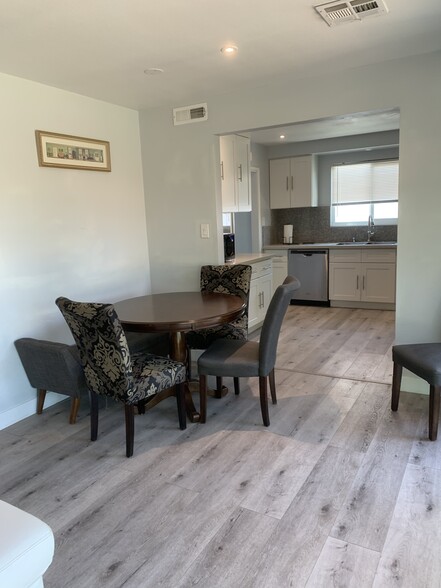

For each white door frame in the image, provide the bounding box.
[250,166,262,252]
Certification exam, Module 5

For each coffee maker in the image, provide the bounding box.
[223,233,235,262]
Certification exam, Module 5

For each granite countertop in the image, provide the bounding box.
[264,242,397,250]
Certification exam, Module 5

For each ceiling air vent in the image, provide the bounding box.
[315,0,388,26]
[173,103,208,126]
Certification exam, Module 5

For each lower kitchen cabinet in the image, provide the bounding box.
[263,249,288,294]
[329,248,396,306]
[248,259,273,331]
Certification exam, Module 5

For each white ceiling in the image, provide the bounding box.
[1,0,440,113]
[246,108,400,145]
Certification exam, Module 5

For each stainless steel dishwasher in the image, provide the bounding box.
[288,249,329,304]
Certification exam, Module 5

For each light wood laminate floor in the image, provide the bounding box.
[2,305,439,587]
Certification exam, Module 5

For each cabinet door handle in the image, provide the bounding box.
[286,176,289,191]
[291,176,294,190]
[238,164,243,182]
[220,161,224,180]
[262,291,265,307]
[362,276,365,290]
[356,276,359,290]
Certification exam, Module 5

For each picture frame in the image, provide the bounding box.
[35,130,111,171]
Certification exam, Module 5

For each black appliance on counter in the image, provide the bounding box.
[288,249,329,305]
[223,233,235,262]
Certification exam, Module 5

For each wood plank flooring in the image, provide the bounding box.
[1,305,439,587]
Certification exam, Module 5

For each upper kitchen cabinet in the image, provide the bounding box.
[270,155,317,209]
[220,134,251,212]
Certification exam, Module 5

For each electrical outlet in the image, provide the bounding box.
[200,223,210,239]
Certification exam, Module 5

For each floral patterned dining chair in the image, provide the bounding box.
[185,264,252,395]
[56,297,187,457]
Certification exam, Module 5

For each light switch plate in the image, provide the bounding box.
[200,223,210,239]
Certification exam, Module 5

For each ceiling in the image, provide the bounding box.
[246,108,400,145]
[1,1,440,113]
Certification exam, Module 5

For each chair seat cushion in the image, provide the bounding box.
[186,323,247,350]
[198,339,260,378]
[129,353,186,404]
[393,343,441,385]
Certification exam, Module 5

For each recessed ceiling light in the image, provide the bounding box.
[280,134,286,140]
[144,68,164,75]
[220,45,238,55]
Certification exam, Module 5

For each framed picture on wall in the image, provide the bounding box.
[35,130,111,171]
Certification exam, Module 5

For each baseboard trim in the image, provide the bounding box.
[330,301,395,310]
[0,392,66,431]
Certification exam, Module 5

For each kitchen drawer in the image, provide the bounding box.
[329,249,362,263]
[251,259,272,279]
[361,248,396,263]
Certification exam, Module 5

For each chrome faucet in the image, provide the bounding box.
[367,215,375,242]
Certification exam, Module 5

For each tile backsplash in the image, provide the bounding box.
[266,207,397,246]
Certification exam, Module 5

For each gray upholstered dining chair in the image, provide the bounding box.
[56,297,187,457]
[186,264,252,394]
[391,342,441,440]
[14,338,88,425]
[197,275,300,425]
[14,332,170,424]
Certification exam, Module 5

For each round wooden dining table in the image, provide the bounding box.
[114,292,245,422]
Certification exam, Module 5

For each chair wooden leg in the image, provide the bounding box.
[269,369,277,405]
[125,405,135,458]
[391,362,402,411]
[199,375,207,423]
[90,391,99,442]
[234,377,240,396]
[176,383,187,430]
[215,377,223,399]
[259,376,270,427]
[69,397,80,424]
[186,347,192,380]
[36,389,46,415]
[429,385,440,441]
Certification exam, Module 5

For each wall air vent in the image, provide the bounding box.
[314,0,388,26]
[173,103,208,126]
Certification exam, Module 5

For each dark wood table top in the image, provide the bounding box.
[114,292,245,333]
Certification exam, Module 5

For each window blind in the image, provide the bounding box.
[331,160,399,206]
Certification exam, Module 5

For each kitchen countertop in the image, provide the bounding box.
[225,244,397,266]
[263,242,397,250]
[227,253,274,265]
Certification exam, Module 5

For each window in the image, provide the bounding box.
[222,212,234,233]
[331,159,399,226]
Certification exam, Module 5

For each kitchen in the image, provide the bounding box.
[220,109,399,331]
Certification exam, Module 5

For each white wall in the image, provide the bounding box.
[0,73,150,427]
[139,50,441,393]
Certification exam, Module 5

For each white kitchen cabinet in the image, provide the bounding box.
[220,134,251,212]
[329,248,396,306]
[248,259,273,331]
[269,155,317,209]
[264,249,288,294]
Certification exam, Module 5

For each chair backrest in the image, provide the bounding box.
[14,338,86,395]
[259,276,301,376]
[55,297,134,402]
[200,264,252,329]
